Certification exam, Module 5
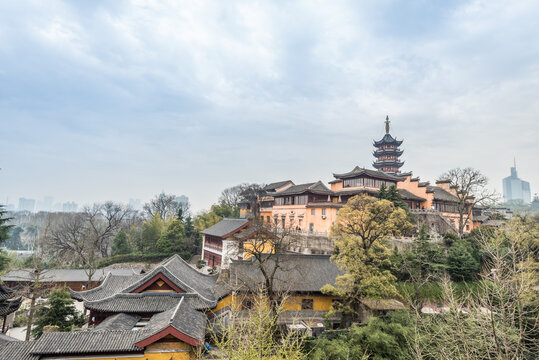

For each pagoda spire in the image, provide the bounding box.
[373,115,404,174]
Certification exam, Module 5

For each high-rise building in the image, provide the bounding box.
[373,116,404,174]
[18,198,36,212]
[503,160,531,204]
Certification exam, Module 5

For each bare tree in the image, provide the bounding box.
[83,201,132,258]
[230,221,301,313]
[238,183,266,220]
[438,167,498,236]
[219,184,243,209]
[143,192,189,220]
[409,216,538,360]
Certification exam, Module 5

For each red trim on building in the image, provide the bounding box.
[132,273,185,294]
[203,249,222,267]
[135,326,202,347]
[220,221,250,240]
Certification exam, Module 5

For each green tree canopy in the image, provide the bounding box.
[446,240,480,281]
[31,289,85,339]
[322,195,413,322]
[139,214,165,253]
[194,202,239,232]
[111,228,132,256]
[156,219,186,254]
[0,205,13,245]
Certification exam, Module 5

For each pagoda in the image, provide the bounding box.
[373,116,404,174]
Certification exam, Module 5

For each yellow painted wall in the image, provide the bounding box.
[213,294,335,313]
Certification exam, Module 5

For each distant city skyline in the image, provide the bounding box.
[1,1,538,212]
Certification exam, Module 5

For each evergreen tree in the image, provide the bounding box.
[0,205,13,245]
[378,183,388,200]
[31,289,85,339]
[111,229,132,256]
[446,240,480,281]
[140,214,165,253]
[156,220,186,254]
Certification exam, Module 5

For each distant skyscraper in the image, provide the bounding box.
[503,160,531,204]
[175,195,189,207]
[18,198,36,212]
[62,201,78,212]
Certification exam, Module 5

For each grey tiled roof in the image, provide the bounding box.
[264,180,294,192]
[373,133,403,147]
[139,297,207,344]
[122,255,218,303]
[0,297,22,317]
[229,254,342,293]
[31,331,144,355]
[2,268,141,283]
[427,186,459,203]
[332,166,402,181]
[93,312,140,331]
[398,189,426,201]
[85,293,189,313]
[0,333,18,347]
[200,218,249,238]
[0,341,38,360]
[70,273,145,301]
[0,285,15,301]
[274,181,332,196]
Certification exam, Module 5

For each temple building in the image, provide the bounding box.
[237,116,474,239]
[0,285,22,334]
[373,116,404,174]
[0,254,350,359]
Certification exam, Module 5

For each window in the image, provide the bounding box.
[260,216,264,223]
[309,223,314,232]
[322,208,326,216]
[281,217,286,228]
[242,298,254,310]
[301,299,314,310]
[266,216,270,223]
[311,209,315,215]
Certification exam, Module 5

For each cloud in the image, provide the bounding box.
[0,0,538,210]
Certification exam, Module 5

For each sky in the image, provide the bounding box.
[1,0,538,213]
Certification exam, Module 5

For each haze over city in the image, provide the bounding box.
[1,0,538,212]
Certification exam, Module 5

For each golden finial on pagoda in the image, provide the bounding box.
[385,115,390,134]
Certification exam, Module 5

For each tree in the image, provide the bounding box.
[310,311,413,360]
[219,184,243,209]
[391,225,446,307]
[446,240,480,281]
[409,216,538,359]
[143,192,189,221]
[438,167,498,236]
[322,195,413,323]
[139,214,165,253]
[31,289,85,339]
[208,291,306,360]
[0,205,13,245]
[5,226,24,249]
[83,201,132,257]
[238,183,266,220]
[155,219,186,254]
[232,222,301,313]
[111,228,132,256]
[194,202,239,232]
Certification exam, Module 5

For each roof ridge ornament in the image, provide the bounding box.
[385,115,390,134]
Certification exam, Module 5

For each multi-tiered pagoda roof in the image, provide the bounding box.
[372,116,404,173]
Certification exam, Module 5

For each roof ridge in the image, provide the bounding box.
[170,297,183,324]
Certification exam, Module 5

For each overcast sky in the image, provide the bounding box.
[1,0,538,212]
